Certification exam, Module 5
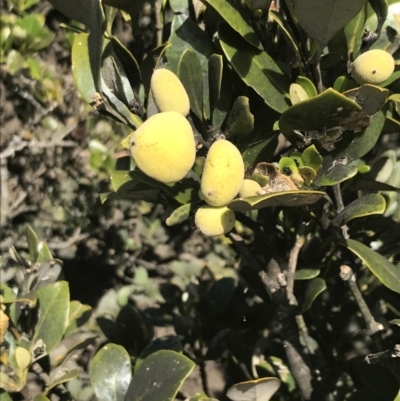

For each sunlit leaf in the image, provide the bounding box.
[30,281,70,354]
[64,301,92,337]
[295,269,320,280]
[339,239,400,293]
[332,193,386,227]
[224,96,254,139]
[125,350,195,401]
[228,190,325,211]
[90,344,132,401]
[219,22,290,113]
[203,0,262,49]
[25,225,39,264]
[227,377,281,401]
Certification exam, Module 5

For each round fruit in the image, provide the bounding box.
[151,68,190,116]
[351,49,395,85]
[201,139,245,207]
[239,179,262,197]
[195,205,236,237]
[130,111,195,183]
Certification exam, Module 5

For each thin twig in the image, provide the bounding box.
[340,265,384,336]
[333,184,349,239]
[286,234,305,305]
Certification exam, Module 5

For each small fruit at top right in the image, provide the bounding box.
[351,49,395,85]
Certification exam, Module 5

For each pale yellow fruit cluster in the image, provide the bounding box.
[130,69,196,184]
[351,49,395,85]
[195,139,245,237]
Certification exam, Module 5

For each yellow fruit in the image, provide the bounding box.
[201,139,244,206]
[130,111,195,183]
[239,179,262,197]
[151,68,190,116]
[195,205,236,236]
[351,49,395,85]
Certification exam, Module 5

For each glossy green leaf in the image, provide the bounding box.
[300,278,327,313]
[343,84,388,115]
[208,54,223,117]
[178,49,203,121]
[339,239,400,293]
[25,225,39,264]
[316,164,358,186]
[296,76,318,98]
[186,395,218,401]
[227,377,281,401]
[228,190,325,211]
[367,0,389,39]
[301,145,323,172]
[333,76,357,93]
[125,350,195,401]
[344,3,368,59]
[332,193,386,227]
[30,281,70,353]
[295,269,320,280]
[64,301,92,337]
[224,96,254,138]
[219,22,290,114]
[136,335,183,371]
[72,33,97,104]
[279,156,300,174]
[203,0,261,49]
[294,0,367,55]
[90,344,132,401]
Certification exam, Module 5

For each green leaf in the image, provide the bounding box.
[296,76,318,98]
[45,0,92,28]
[166,15,214,120]
[301,145,323,172]
[335,109,386,161]
[64,301,92,337]
[344,3,368,59]
[90,344,132,401]
[110,170,200,205]
[46,369,79,393]
[289,83,309,105]
[30,281,70,353]
[218,22,290,114]
[227,377,281,401]
[203,0,261,49]
[279,88,368,151]
[269,10,302,66]
[300,278,327,313]
[166,203,198,226]
[125,350,195,401]
[343,84,388,115]
[178,49,203,121]
[316,164,358,186]
[295,269,320,280]
[185,395,218,401]
[72,33,97,104]
[293,0,368,55]
[333,76,357,93]
[37,242,53,263]
[339,239,400,293]
[136,335,183,371]
[208,54,223,118]
[212,59,233,129]
[228,190,325,211]
[224,96,254,139]
[25,225,39,264]
[332,193,386,227]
